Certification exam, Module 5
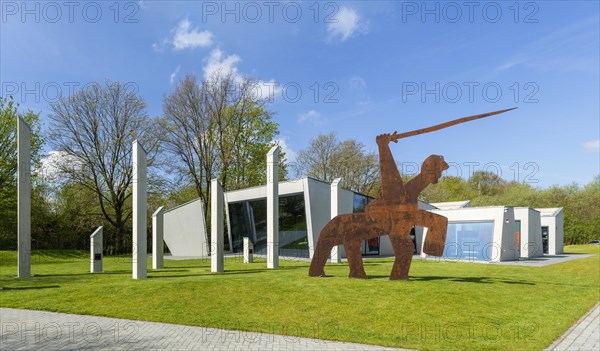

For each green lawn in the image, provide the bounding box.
[1,246,598,351]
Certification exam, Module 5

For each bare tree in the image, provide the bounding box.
[48,82,159,254]
[295,132,379,195]
[160,75,216,219]
[160,71,281,217]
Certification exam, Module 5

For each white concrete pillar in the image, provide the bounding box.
[132,140,147,279]
[17,117,31,278]
[152,206,164,269]
[330,178,342,263]
[243,237,253,263]
[211,179,224,273]
[90,226,103,273]
[266,146,279,269]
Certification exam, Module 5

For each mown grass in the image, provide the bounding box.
[0,246,598,351]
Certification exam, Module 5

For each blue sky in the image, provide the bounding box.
[1,0,599,187]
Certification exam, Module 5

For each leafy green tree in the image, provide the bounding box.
[217,103,285,190]
[421,176,474,203]
[468,170,507,196]
[294,132,379,195]
[160,72,285,220]
[0,96,44,249]
[0,96,44,186]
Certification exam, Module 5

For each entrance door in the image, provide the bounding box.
[541,226,549,254]
[515,220,521,258]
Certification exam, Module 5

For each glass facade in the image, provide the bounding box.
[353,193,379,255]
[541,226,549,254]
[228,193,309,257]
[228,191,376,258]
[228,202,252,253]
[353,193,370,212]
[442,221,494,260]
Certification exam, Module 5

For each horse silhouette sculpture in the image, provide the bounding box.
[309,108,516,280]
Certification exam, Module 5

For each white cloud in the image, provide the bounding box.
[274,138,297,163]
[169,65,180,84]
[326,7,367,42]
[203,48,242,81]
[253,80,280,101]
[173,19,213,50]
[154,19,213,51]
[203,48,281,101]
[297,110,323,125]
[583,139,600,152]
[36,151,82,183]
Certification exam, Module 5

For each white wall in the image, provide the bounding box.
[303,178,333,259]
[514,207,543,258]
[163,199,208,257]
[555,211,564,254]
[335,187,353,258]
[537,208,564,255]
[497,207,517,261]
[425,207,518,262]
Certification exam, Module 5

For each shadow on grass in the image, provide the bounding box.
[1,285,60,290]
[339,274,537,285]
[159,266,207,269]
[411,276,536,285]
[226,266,308,273]
[35,270,132,277]
[148,270,266,279]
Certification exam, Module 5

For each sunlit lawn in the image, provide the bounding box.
[1,245,598,351]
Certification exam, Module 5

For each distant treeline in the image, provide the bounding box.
[419,172,600,245]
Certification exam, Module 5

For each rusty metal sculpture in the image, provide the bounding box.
[309,108,516,280]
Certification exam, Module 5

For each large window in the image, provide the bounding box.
[353,192,378,255]
[443,221,494,260]
[353,193,371,213]
[249,199,267,252]
[227,194,308,257]
[279,194,309,257]
[228,202,251,252]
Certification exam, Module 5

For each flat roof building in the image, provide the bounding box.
[536,208,564,255]
[157,178,564,263]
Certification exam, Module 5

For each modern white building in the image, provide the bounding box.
[224,177,435,259]
[423,206,518,262]
[155,178,564,263]
[536,208,564,255]
[163,199,209,257]
[225,177,358,259]
[513,207,543,258]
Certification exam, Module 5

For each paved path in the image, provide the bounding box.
[2,303,598,351]
[0,308,408,351]
[545,302,600,351]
